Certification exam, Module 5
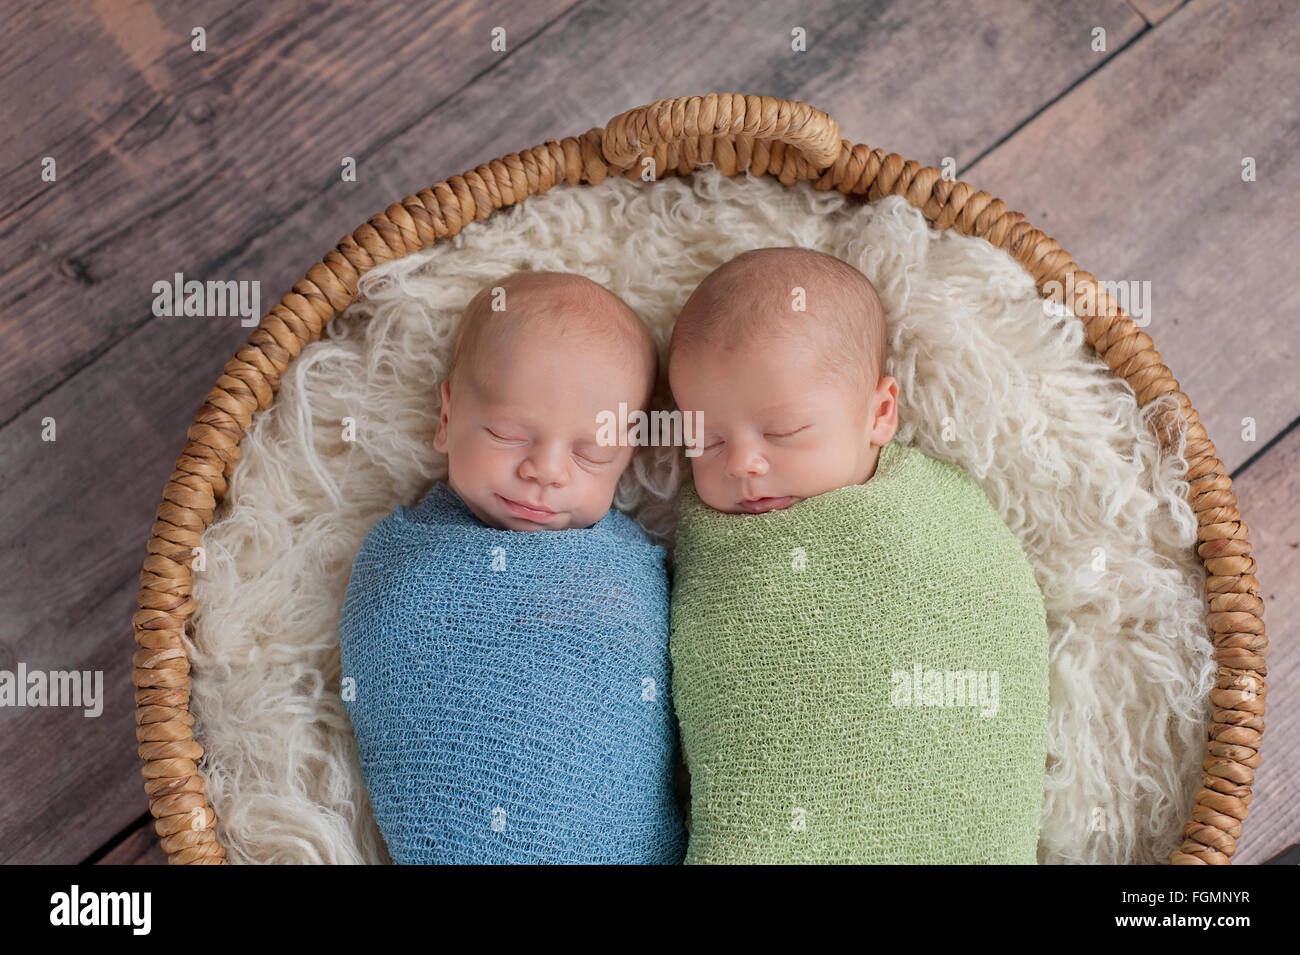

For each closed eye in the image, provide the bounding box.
[575,448,617,465]
[766,425,810,438]
[485,427,524,442]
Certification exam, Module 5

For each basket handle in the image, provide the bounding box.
[601,93,843,171]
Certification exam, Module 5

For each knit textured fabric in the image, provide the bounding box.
[339,482,687,864]
[669,439,1050,864]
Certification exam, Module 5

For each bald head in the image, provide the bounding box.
[668,247,886,400]
[448,270,658,409]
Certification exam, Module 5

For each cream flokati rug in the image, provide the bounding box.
[186,166,1216,864]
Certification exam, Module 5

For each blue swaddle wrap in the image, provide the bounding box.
[339,482,687,864]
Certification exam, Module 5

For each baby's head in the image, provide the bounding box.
[434,270,657,531]
[668,247,898,514]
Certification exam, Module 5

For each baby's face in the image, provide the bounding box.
[434,338,641,531]
[670,338,886,514]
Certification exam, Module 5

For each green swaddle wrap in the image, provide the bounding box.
[669,438,1050,864]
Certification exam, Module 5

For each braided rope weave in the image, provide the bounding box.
[133,92,1266,864]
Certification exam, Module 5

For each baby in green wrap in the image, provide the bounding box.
[667,246,1050,864]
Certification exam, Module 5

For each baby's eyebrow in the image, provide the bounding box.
[754,403,806,416]
[479,403,540,426]
[692,402,802,417]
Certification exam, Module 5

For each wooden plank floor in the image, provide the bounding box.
[2,0,1294,865]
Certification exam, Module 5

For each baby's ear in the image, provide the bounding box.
[434,380,452,452]
[869,376,900,445]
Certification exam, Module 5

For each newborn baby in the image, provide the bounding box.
[339,270,687,864]
[667,247,1050,864]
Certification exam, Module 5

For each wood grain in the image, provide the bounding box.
[0,578,153,863]
[95,815,169,865]
[1127,0,1185,24]
[777,0,1145,170]
[0,0,580,426]
[1222,425,1300,865]
[961,0,1300,476]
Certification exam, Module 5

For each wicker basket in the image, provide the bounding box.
[132,92,1267,865]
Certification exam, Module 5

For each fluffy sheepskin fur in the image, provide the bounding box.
[186,166,1216,864]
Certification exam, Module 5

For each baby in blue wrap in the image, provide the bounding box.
[339,270,687,864]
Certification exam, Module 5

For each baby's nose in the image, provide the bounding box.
[724,444,768,478]
[520,444,568,485]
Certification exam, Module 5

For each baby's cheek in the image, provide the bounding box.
[697,480,732,513]
[687,459,713,492]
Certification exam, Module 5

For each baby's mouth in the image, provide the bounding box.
[737,496,797,514]
[498,494,557,521]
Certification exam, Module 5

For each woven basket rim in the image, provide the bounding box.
[132,92,1266,865]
